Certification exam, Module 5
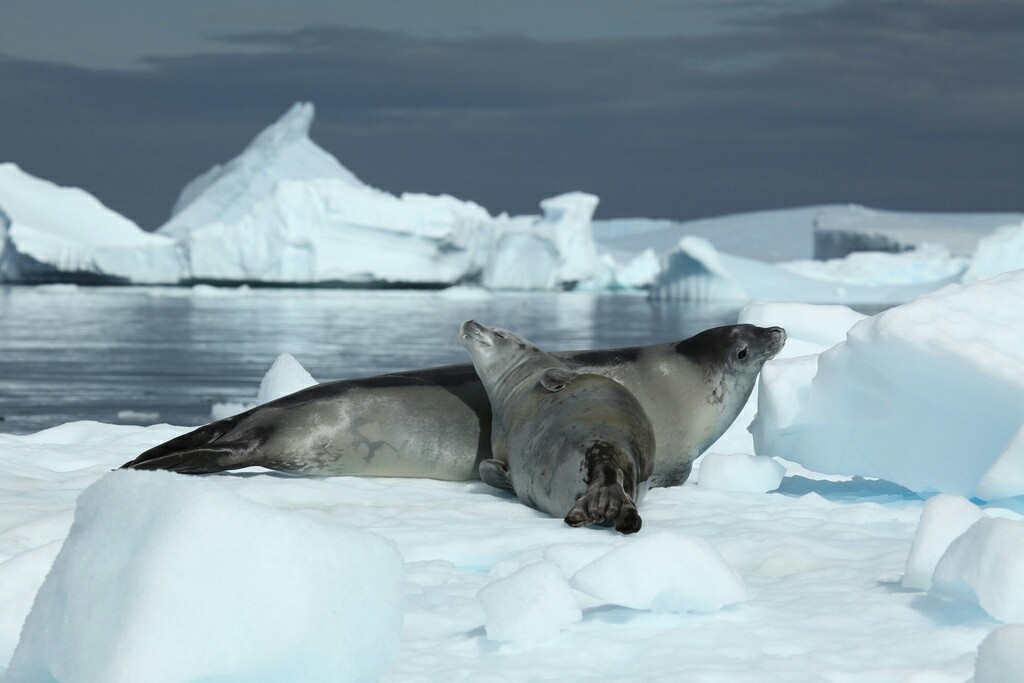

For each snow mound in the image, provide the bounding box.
[4,470,403,683]
[964,221,1024,284]
[974,625,1024,683]
[752,270,1024,496]
[257,352,318,404]
[541,543,614,578]
[901,495,985,590]
[697,453,785,493]
[976,424,1024,502]
[570,532,745,613]
[931,517,1024,624]
[478,561,581,642]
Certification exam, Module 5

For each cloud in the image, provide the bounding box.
[0,0,1020,227]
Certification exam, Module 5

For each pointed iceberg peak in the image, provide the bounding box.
[161,101,364,236]
[250,101,317,151]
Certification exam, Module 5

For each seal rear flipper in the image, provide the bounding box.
[564,482,642,534]
[121,443,256,474]
[478,459,514,493]
[119,413,253,470]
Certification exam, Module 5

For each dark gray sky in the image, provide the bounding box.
[1,0,1021,228]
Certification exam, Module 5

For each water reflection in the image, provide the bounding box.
[0,286,739,434]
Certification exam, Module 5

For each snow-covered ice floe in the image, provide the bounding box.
[752,269,1024,499]
[3,339,1024,679]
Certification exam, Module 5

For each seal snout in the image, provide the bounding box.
[765,326,787,356]
[459,319,492,347]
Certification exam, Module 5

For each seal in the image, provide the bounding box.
[459,320,654,533]
[122,324,786,487]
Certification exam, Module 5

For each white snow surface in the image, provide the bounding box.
[4,468,404,683]
[752,269,1024,497]
[931,517,1024,624]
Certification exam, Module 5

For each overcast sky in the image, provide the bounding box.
[1,0,1021,228]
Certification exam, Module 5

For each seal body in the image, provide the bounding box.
[123,324,786,487]
[459,320,654,532]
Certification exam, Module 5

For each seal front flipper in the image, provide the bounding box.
[478,459,514,492]
[539,368,575,392]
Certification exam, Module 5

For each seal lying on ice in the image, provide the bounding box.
[459,320,654,533]
[122,324,786,488]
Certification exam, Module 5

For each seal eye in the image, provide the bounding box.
[494,331,506,339]
[736,347,748,360]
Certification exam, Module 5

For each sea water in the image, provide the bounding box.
[0,286,739,434]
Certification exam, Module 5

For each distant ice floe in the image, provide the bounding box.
[649,235,967,305]
[751,269,1024,499]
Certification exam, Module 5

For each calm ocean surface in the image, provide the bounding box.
[0,285,740,435]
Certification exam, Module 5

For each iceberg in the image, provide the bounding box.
[0,164,181,284]
[161,102,601,288]
[1,103,601,289]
